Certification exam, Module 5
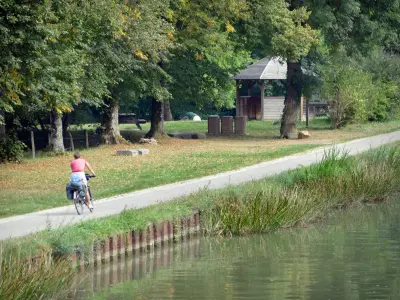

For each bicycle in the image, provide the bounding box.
[73,174,95,215]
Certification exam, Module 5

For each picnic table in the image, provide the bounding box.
[118,113,146,130]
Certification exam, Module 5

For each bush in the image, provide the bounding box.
[0,134,26,163]
[320,52,392,127]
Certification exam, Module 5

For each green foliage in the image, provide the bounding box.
[0,0,41,113]
[270,6,319,62]
[165,0,252,110]
[362,52,400,119]
[1,0,400,142]
[238,0,319,61]
[305,0,362,51]
[304,0,400,124]
[0,254,76,300]
[0,133,26,163]
[319,52,392,128]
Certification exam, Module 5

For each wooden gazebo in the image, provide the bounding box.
[232,57,305,121]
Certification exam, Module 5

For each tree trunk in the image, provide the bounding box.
[49,110,65,152]
[0,110,5,143]
[101,98,121,144]
[280,61,303,139]
[163,99,173,121]
[62,113,70,133]
[330,90,341,129]
[145,97,165,138]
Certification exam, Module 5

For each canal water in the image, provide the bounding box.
[75,201,400,300]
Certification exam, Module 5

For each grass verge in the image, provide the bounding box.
[2,143,400,299]
[2,118,400,218]
[2,142,400,259]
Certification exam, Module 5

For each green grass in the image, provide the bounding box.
[2,143,400,260]
[3,141,400,300]
[0,254,76,300]
[119,117,400,137]
[0,142,318,218]
[2,118,400,218]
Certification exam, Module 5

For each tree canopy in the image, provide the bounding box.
[1,0,400,158]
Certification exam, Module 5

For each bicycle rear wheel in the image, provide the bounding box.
[74,193,84,215]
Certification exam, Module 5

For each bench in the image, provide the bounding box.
[119,113,146,130]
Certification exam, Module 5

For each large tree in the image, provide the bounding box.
[238,0,318,138]
[144,0,250,138]
[82,0,172,143]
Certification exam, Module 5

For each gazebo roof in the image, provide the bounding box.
[232,57,287,80]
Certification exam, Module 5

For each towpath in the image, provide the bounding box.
[1,131,400,240]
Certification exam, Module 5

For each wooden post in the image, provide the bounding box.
[236,80,241,117]
[30,131,35,159]
[306,98,309,128]
[68,131,74,151]
[300,96,304,121]
[246,80,254,120]
[85,130,89,149]
[260,81,265,121]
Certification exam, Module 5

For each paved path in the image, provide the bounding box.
[1,131,400,240]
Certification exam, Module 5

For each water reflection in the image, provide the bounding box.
[78,202,400,300]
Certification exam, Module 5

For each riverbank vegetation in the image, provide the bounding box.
[204,145,400,235]
[2,143,400,299]
[0,254,76,300]
[2,143,400,261]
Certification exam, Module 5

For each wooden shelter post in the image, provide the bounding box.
[245,80,255,120]
[236,80,241,117]
[260,80,265,121]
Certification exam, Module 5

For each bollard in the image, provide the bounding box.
[235,116,246,135]
[221,116,234,135]
[208,115,220,135]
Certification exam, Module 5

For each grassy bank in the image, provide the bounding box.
[2,142,400,260]
[2,143,400,299]
[2,119,400,218]
[0,255,76,300]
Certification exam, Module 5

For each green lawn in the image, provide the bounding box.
[3,142,400,261]
[1,118,400,218]
[118,117,333,136]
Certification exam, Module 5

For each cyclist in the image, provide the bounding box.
[70,151,96,209]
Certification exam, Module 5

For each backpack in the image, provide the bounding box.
[66,183,73,200]
[69,175,86,197]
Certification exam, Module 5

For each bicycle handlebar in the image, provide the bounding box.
[85,174,96,180]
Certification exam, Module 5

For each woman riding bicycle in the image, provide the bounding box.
[70,151,96,209]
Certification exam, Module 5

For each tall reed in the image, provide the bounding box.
[0,249,76,300]
[203,146,400,235]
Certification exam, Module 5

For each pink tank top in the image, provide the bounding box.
[70,158,86,173]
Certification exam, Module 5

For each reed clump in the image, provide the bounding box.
[203,146,400,235]
[0,250,76,300]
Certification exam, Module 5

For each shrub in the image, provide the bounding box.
[0,133,26,163]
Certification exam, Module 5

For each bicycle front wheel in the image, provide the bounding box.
[74,194,84,215]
